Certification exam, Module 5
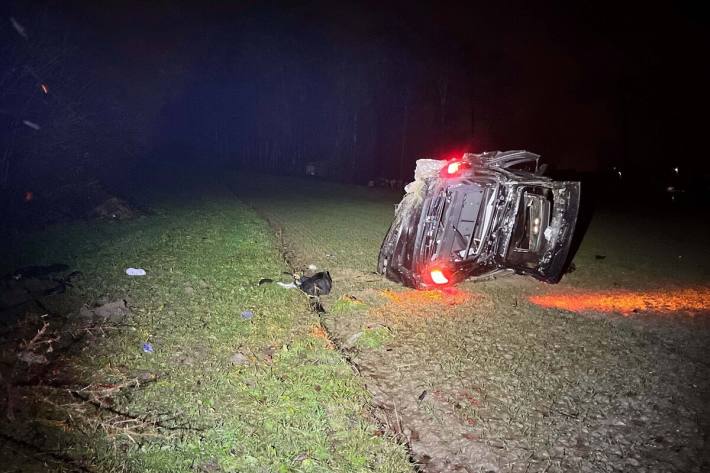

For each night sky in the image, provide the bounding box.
[2,1,708,193]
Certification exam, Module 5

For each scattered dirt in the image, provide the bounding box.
[92,196,136,220]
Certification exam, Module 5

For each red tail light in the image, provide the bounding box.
[447,161,462,175]
[430,269,449,285]
[440,159,470,178]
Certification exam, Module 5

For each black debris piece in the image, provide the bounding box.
[298,271,332,296]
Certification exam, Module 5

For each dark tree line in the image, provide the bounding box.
[150,5,477,182]
[3,0,707,222]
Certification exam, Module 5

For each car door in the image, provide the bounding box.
[495,181,581,283]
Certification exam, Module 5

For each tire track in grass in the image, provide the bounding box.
[232,174,512,471]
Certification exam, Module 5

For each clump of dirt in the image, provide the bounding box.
[92,196,136,220]
[1,179,139,232]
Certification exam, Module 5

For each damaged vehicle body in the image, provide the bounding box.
[378,151,580,289]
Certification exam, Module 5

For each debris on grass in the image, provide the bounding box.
[126,267,146,276]
[0,187,413,472]
[85,299,130,322]
[298,271,332,296]
[240,309,254,320]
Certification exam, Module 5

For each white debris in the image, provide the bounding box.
[276,282,297,289]
[22,120,40,130]
[307,264,317,271]
[10,17,27,39]
[404,159,444,194]
[125,267,146,276]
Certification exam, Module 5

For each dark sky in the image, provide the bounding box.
[2,1,708,186]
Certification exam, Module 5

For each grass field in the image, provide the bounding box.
[233,173,710,473]
[3,171,708,472]
[0,179,411,472]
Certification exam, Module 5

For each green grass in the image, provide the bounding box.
[0,183,410,472]
[354,327,392,350]
[329,297,366,316]
[229,174,401,273]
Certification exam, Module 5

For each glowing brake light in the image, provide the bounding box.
[441,159,470,177]
[430,269,449,285]
[447,161,462,175]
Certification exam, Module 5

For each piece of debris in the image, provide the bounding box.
[276,281,297,289]
[266,272,332,308]
[258,278,273,285]
[126,267,146,276]
[418,390,428,401]
[10,17,28,39]
[93,197,135,220]
[22,120,40,130]
[93,299,129,321]
[142,342,154,353]
[299,271,332,296]
[240,310,254,320]
[308,264,318,271]
[595,254,607,260]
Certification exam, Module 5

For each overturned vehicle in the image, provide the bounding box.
[378,151,580,289]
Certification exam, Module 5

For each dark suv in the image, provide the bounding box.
[378,151,580,289]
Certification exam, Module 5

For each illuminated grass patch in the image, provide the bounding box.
[0,187,410,472]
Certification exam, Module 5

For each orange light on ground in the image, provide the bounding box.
[373,288,481,321]
[382,287,473,308]
[309,325,335,349]
[40,84,48,94]
[529,288,710,315]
